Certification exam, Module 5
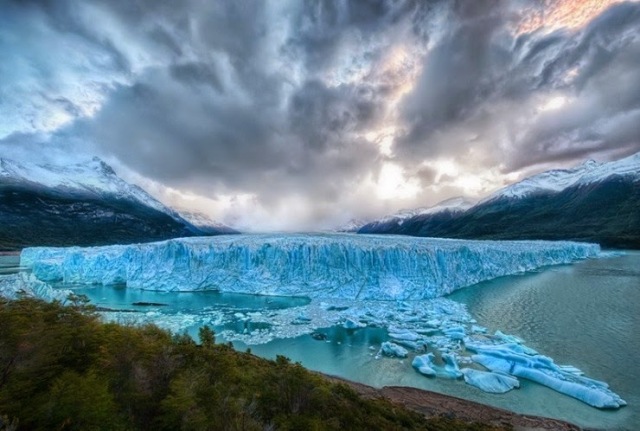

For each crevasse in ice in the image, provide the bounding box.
[20,233,600,300]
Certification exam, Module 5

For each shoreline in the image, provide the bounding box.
[321,374,589,431]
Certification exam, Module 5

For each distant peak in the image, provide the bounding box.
[485,150,640,203]
[90,156,116,176]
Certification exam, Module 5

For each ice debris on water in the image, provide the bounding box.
[412,354,437,377]
[466,342,627,409]
[380,342,409,358]
[7,273,624,409]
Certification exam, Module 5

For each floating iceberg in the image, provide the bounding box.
[412,354,437,377]
[411,352,463,379]
[466,343,626,409]
[20,234,599,300]
[442,353,463,378]
[380,341,409,358]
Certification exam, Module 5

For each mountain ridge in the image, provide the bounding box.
[0,157,233,249]
[359,152,640,249]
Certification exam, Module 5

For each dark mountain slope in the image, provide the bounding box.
[359,153,640,249]
[0,157,234,250]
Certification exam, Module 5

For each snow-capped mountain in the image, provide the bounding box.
[0,157,230,249]
[334,218,373,233]
[359,151,640,248]
[484,152,640,202]
[335,197,475,233]
[0,157,188,223]
[176,209,238,235]
[386,197,476,223]
[358,197,476,234]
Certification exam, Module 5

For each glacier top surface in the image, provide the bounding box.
[23,232,598,253]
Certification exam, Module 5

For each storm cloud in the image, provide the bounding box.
[1,0,639,230]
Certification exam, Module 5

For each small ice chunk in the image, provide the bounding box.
[494,330,524,344]
[425,319,441,328]
[380,342,408,358]
[443,326,466,341]
[393,339,421,351]
[343,318,364,329]
[442,353,463,379]
[291,315,312,325]
[471,325,487,334]
[412,353,437,377]
[462,368,520,393]
[388,329,420,341]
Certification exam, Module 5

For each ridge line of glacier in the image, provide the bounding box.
[20,234,600,300]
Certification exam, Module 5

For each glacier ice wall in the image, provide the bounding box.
[0,273,73,302]
[20,234,600,300]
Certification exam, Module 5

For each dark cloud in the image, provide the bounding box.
[392,1,640,175]
[1,0,639,229]
[507,2,640,169]
[395,1,508,159]
[287,1,399,65]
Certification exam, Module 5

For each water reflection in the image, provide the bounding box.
[65,284,310,313]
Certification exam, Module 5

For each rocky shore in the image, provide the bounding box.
[324,375,587,431]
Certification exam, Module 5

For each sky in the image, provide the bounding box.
[1,0,639,231]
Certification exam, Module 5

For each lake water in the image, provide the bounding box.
[3,251,638,430]
[237,252,640,431]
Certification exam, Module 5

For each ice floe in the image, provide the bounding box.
[466,342,626,409]
[461,368,520,393]
[380,341,409,358]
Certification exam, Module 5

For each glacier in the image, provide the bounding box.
[20,233,599,300]
[13,233,626,410]
[0,272,73,302]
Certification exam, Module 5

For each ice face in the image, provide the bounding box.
[20,234,600,300]
[0,273,72,302]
